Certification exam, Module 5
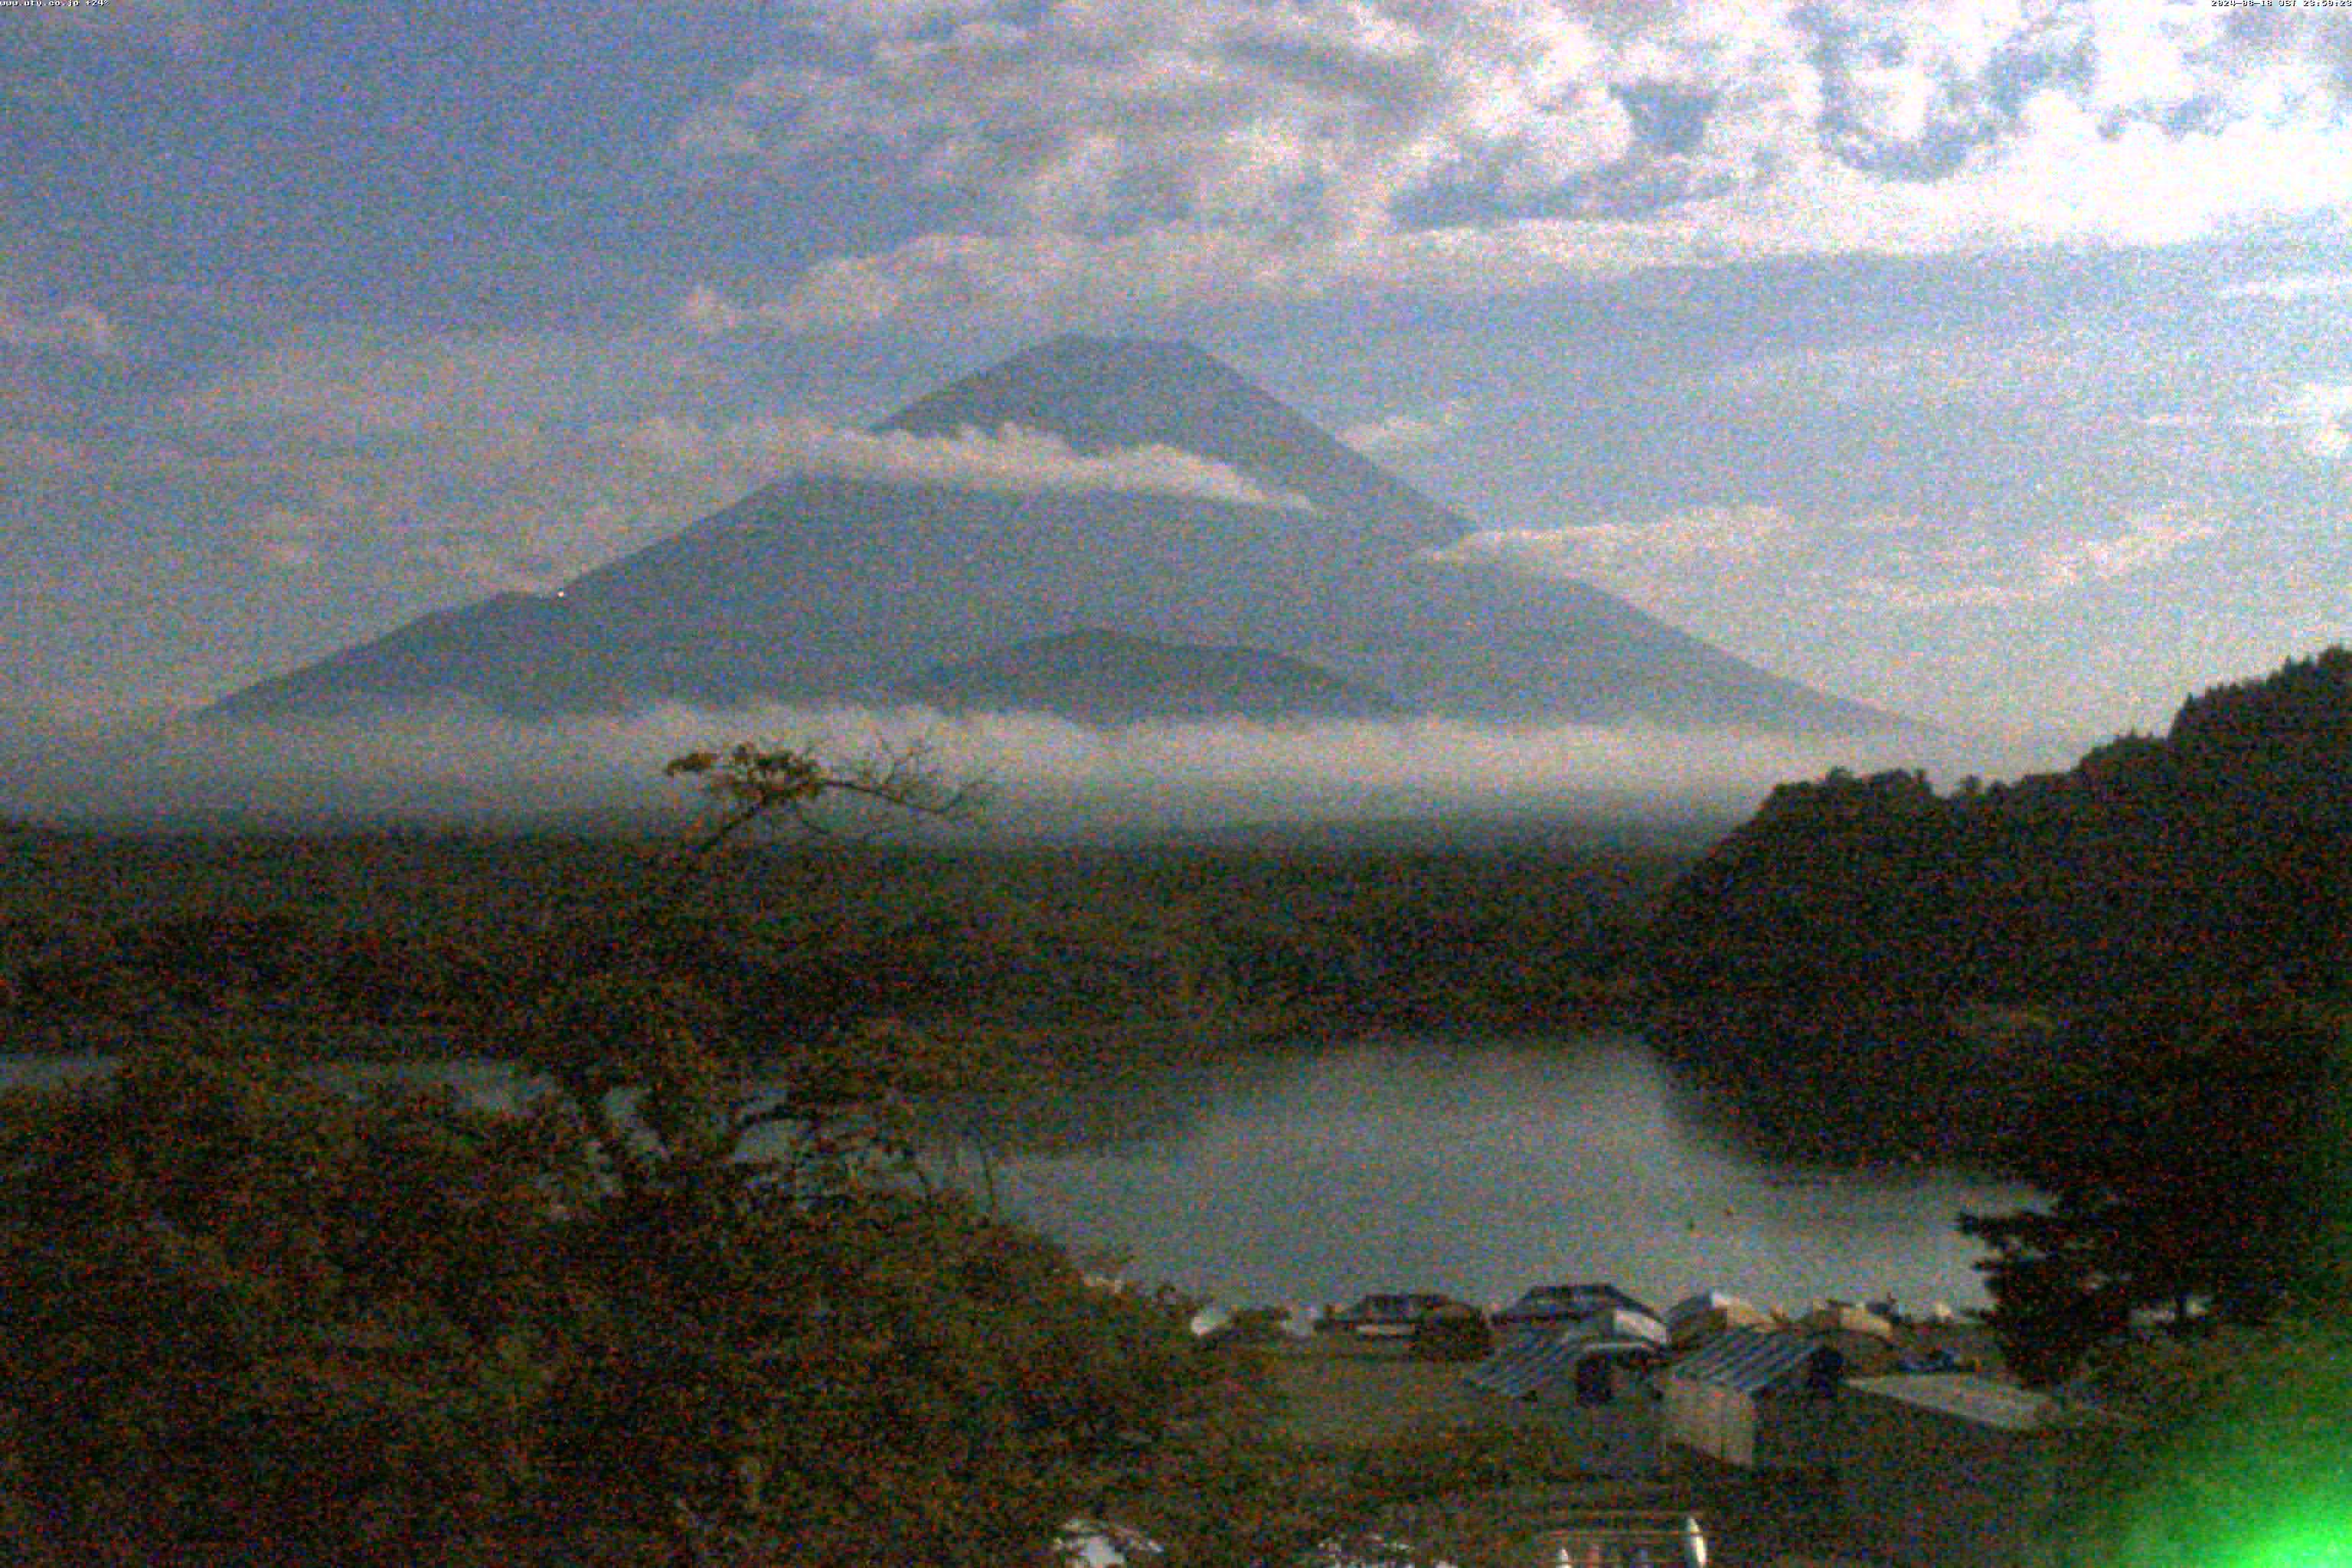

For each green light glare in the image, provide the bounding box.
[2226,1515,2352,1568]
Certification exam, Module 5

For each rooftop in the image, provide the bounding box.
[1845,1373,2058,1432]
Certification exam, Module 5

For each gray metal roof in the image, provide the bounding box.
[1666,1327,1838,1396]
[1465,1332,1662,1400]
[1845,1374,2057,1432]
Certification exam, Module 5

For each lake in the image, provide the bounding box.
[1,1036,2034,1316]
[925,1036,2034,1315]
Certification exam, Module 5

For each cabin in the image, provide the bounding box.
[1492,1282,1658,1336]
[1798,1301,1902,1375]
[1663,1290,1774,1350]
[1661,1326,1844,1471]
[1837,1374,2084,1568]
[1462,1332,1667,1478]
[1318,1291,1462,1340]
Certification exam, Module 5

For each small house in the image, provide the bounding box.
[1798,1301,1901,1376]
[1838,1374,2084,1568]
[1662,1326,1844,1471]
[1463,1332,1667,1478]
[1493,1282,1656,1335]
[1664,1290,1774,1350]
[1320,1291,1462,1340]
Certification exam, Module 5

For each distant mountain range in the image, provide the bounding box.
[211,335,1902,735]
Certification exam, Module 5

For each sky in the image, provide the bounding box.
[5,0,2352,755]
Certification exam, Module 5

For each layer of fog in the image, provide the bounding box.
[0,701,2071,838]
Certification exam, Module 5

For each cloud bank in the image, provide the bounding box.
[679,0,2352,331]
[0,701,2020,837]
[0,292,123,358]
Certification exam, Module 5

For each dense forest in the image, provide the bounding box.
[1651,648,2352,1413]
[1648,647,2352,1166]
[0,824,1688,1081]
[5,747,1643,1566]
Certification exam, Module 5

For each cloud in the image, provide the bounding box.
[612,416,1313,510]
[175,330,688,442]
[680,284,751,337]
[1839,513,2223,612]
[2145,381,2352,462]
[680,1,2352,330]
[2218,272,2352,303]
[0,429,96,473]
[18,0,220,54]
[0,699,1964,831]
[0,294,124,358]
[1433,501,2216,614]
[1430,503,1817,576]
[162,322,1312,603]
[1338,400,1470,459]
[2277,383,2352,461]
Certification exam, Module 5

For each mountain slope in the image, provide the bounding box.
[893,628,1409,727]
[211,335,1901,734]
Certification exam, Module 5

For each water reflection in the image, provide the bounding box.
[929,1037,2033,1314]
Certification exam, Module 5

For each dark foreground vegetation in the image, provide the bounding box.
[1653,650,2352,1563]
[3,651,2350,1563]
[2,748,1623,1566]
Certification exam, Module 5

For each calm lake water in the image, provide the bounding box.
[2,1036,2034,1315]
[925,1037,2034,1315]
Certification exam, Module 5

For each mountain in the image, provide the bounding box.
[210,335,1901,734]
[893,628,1409,727]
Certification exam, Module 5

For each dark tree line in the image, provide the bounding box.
[1648,648,2352,1380]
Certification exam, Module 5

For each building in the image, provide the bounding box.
[1319,1292,1463,1340]
[1664,1289,1775,1350]
[1838,1374,2084,1568]
[1462,1331,1667,1478]
[1797,1302,1902,1376]
[1661,1326,1844,1471]
[1492,1282,1658,1335]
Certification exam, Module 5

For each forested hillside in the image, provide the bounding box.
[0,828,1687,1077]
[1648,647,2352,1164]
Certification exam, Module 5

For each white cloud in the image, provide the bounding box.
[1434,501,2216,615]
[2280,383,2352,460]
[0,429,96,472]
[2147,380,2352,461]
[22,0,220,54]
[175,329,704,442]
[165,323,1312,601]
[1430,504,1811,577]
[2,700,1934,828]
[2218,272,2352,303]
[1841,513,2222,612]
[609,415,1314,510]
[0,294,124,357]
[682,0,2352,330]
[1339,400,1470,459]
[680,285,750,337]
